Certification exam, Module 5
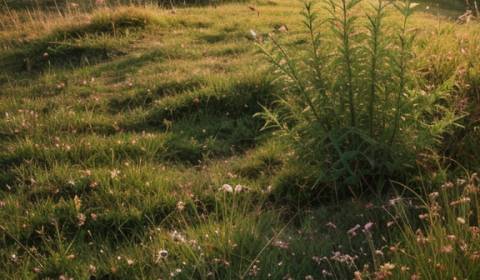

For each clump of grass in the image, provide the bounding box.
[87,6,165,33]
[1,35,125,72]
[232,140,285,180]
[256,0,458,195]
[108,76,207,112]
[355,172,480,279]
[0,7,163,72]
[143,75,274,124]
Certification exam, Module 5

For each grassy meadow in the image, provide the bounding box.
[0,0,480,279]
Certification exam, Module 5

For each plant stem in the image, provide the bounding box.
[342,0,356,127]
[390,0,411,145]
[367,0,385,137]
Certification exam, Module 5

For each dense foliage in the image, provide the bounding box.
[258,0,458,195]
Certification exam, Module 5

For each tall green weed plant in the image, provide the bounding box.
[257,0,457,196]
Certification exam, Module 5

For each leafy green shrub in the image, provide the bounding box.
[257,0,457,195]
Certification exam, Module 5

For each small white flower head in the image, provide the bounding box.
[272,239,289,249]
[363,222,374,232]
[347,224,361,237]
[221,184,233,193]
[170,230,186,243]
[88,264,96,274]
[110,169,120,179]
[155,249,168,263]
[234,184,243,193]
[428,192,439,200]
[456,178,467,186]
[440,245,453,254]
[409,3,420,9]
[176,201,185,211]
[322,270,332,277]
[389,197,402,206]
[249,29,257,40]
[447,234,457,241]
[77,213,86,227]
[326,222,337,229]
[419,213,428,220]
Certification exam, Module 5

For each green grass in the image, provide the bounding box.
[0,0,479,279]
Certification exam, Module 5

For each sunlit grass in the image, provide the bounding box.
[0,0,479,278]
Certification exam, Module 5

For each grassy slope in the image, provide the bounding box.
[0,1,479,279]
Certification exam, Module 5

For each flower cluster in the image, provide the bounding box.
[219,183,248,193]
